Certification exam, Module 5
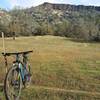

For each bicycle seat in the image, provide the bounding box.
[2,50,33,56]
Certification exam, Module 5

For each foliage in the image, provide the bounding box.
[0,3,100,41]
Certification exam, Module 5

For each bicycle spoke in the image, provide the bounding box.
[4,66,22,100]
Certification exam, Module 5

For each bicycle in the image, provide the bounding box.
[2,50,33,100]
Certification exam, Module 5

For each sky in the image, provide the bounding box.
[0,0,100,10]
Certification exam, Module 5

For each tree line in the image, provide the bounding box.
[0,5,100,42]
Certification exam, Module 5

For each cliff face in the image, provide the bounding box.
[41,2,100,11]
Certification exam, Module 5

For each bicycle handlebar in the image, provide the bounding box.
[2,50,33,56]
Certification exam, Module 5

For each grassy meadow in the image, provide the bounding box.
[0,36,100,100]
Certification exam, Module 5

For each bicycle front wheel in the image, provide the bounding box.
[4,65,22,100]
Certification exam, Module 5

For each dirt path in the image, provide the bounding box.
[28,85,100,96]
[1,84,100,99]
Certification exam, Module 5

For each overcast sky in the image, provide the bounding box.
[0,0,100,9]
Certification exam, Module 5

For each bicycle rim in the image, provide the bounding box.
[4,65,22,100]
[24,65,32,87]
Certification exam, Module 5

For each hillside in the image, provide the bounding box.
[0,2,100,41]
[37,2,100,11]
[0,9,11,36]
[0,36,100,99]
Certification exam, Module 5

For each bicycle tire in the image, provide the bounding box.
[24,64,32,88]
[4,65,22,100]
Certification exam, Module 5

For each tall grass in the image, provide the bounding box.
[0,36,100,99]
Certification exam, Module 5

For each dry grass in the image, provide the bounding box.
[0,36,100,100]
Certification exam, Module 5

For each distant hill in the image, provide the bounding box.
[0,9,11,36]
[40,2,100,11]
[0,9,11,23]
[0,2,100,41]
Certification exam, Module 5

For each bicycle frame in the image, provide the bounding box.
[2,50,33,81]
[14,54,29,83]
